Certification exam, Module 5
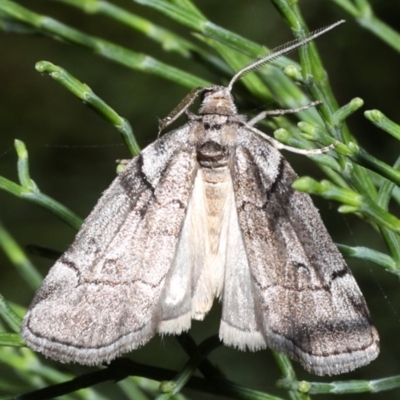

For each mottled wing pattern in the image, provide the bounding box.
[21,125,198,365]
[231,128,379,376]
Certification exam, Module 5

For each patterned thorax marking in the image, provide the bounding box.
[198,86,237,116]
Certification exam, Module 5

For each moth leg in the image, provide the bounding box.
[115,159,130,165]
[158,86,208,134]
[246,124,337,156]
[115,159,131,174]
[247,101,322,126]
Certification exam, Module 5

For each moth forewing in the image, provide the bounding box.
[229,131,379,375]
[21,127,199,365]
[21,20,379,376]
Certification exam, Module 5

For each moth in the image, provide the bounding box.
[21,20,379,376]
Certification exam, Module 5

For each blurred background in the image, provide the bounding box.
[0,0,400,399]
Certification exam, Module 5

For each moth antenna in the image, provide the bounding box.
[227,20,345,91]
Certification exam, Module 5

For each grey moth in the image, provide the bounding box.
[21,20,379,376]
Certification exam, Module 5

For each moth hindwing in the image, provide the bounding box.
[21,21,379,376]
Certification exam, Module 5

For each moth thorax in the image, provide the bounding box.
[197,141,229,169]
[198,87,237,116]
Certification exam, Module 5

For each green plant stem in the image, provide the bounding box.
[275,128,348,184]
[36,61,140,156]
[131,0,332,107]
[365,110,400,141]
[363,113,400,267]
[377,157,400,210]
[0,293,22,332]
[270,0,377,202]
[349,147,400,187]
[0,140,82,230]
[274,2,342,138]
[380,228,400,269]
[299,121,400,189]
[0,333,25,347]
[334,97,364,124]
[56,0,197,57]
[377,157,400,267]
[330,0,400,53]
[272,352,310,400]
[208,44,324,144]
[133,0,265,56]
[197,34,273,101]
[156,336,221,400]
[337,244,396,272]
[293,177,400,234]
[54,0,228,75]
[118,379,151,400]
[18,187,81,229]
[0,0,209,89]
[0,222,42,290]
[17,357,286,400]
[277,374,400,394]
[133,0,337,125]
[197,33,321,131]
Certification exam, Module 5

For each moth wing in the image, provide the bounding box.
[231,129,379,376]
[160,166,234,331]
[158,168,210,333]
[219,171,267,351]
[21,126,198,365]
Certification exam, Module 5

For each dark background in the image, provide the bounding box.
[1,0,400,399]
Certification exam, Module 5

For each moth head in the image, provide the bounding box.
[198,86,237,116]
